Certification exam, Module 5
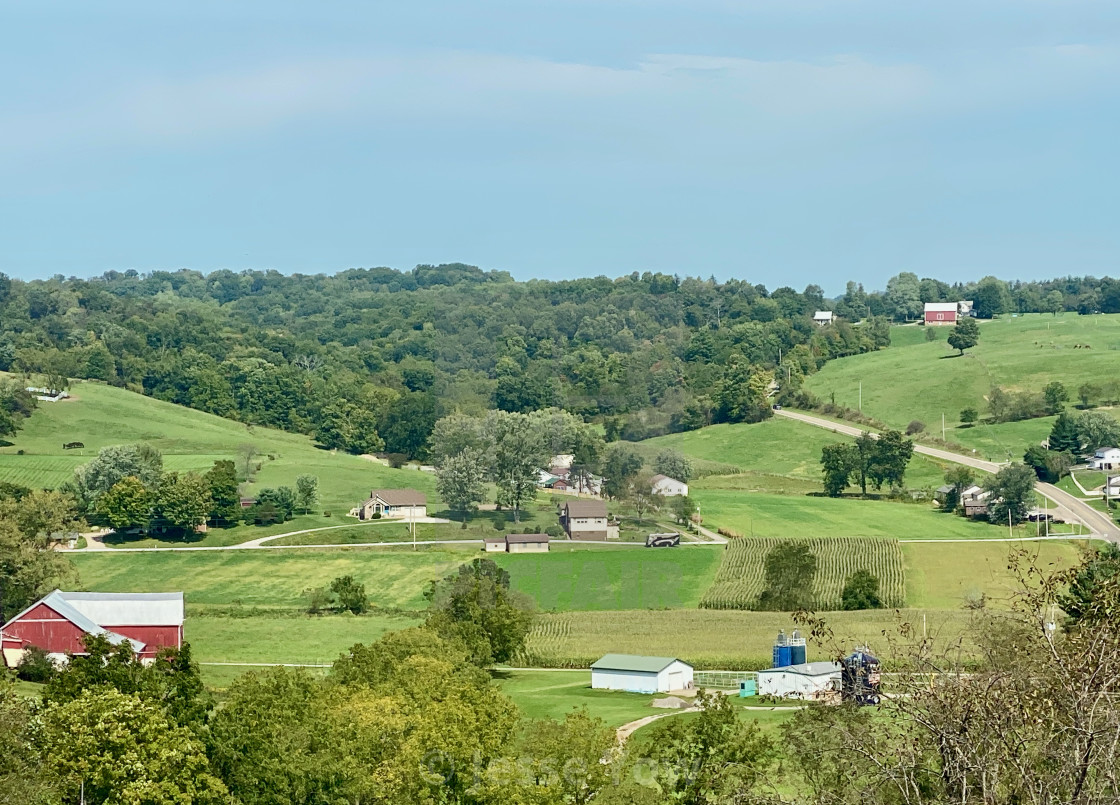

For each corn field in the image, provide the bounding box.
[699,537,906,610]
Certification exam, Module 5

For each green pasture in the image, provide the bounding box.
[690,489,1008,539]
[498,546,723,610]
[0,379,436,511]
[187,611,422,666]
[639,417,950,492]
[69,548,474,611]
[901,539,1084,609]
[69,544,722,613]
[805,313,1120,440]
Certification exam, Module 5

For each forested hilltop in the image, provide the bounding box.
[1,266,1116,458]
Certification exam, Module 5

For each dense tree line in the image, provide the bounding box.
[0,265,896,456]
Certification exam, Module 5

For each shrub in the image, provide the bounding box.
[386,453,408,469]
[493,514,508,531]
[545,525,563,537]
[841,569,883,610]
[16,645,56,683]
[905,420,925,435]
[330,575,370,615]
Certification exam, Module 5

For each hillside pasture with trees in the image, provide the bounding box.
[803,312,1120,455]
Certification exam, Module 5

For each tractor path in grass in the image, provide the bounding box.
[775,409,1119,542]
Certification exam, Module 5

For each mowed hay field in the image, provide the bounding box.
[68,545,724,613]
[0,378,436,512]
[902,539,1085,609]
[700,538,906,610]
[804,313,1120,453]
[692,489,1006,539]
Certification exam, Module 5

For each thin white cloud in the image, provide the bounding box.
[0,43,1116,163]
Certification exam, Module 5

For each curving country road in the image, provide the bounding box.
[775,409,1119,542]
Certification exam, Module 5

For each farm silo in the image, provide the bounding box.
[789,630,807,666]
[772,631,792,667]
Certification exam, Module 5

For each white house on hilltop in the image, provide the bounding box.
[813,311,834,326]
[651,474,688,497]
[356,490,427,520]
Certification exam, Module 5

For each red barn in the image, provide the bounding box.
[924,302,958,325]
[1,590,184,668]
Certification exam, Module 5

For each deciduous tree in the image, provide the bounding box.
[95,476,152,531]
[435,448,487,526]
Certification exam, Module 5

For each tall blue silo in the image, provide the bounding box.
[789,629,807,665]
[772,630,788,667]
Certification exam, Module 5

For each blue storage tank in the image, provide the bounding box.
[790,629,807,665]
[777,644,792,667]
[772,631,788,668]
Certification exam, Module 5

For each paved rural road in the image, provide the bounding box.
[774,409,1120,542]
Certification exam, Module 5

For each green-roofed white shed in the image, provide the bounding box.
[591,653,694,693]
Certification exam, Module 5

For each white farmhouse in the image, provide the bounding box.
[591,654,694,693]
[757,662,841,699]
[812,311,834,326]
[650,474,688,497]
[1089,447,1120,471]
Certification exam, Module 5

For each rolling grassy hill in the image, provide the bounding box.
[0,378,437,526]
[804,313,1120,456]
[636,416,1021,539]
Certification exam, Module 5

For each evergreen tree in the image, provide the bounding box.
[1048,411,1081,453]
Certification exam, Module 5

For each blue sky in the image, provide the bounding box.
[1,0,1118,292]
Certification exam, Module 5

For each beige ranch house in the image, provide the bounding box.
[357,489,427,520]
[560,499,609,540]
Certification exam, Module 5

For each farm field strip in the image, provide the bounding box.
[699,537,906,610]
[515,608,973,671]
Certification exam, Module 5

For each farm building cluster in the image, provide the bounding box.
[923,300,975,325]
[590,631,881,705]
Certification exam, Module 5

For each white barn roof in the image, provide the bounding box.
[57,591,184,626]
[759,661,841,677]
[925,302,957,313]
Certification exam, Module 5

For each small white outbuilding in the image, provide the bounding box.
[757,662,841,699]
[591,654,694,694]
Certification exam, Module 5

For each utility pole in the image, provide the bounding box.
[1008,508,1014,538]
[859,381,862,411]
[942,413,945,441]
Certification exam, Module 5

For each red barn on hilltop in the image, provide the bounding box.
[924,302,958,325]
[1,590,184,668]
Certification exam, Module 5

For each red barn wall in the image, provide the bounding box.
[2,604,89,655]
[104,625,182,656]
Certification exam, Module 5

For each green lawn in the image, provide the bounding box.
[805,313,1120,440]
[691,489,1010,539]
[494,669,663,726]
[0,379,436,514]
